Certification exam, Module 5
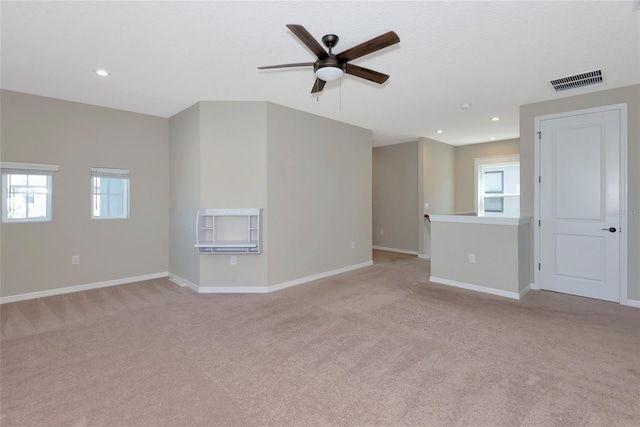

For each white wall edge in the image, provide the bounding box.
[429,215,532,226]
[167,273,198,292]
[626,299,640,308]
[373,246,419,256]
[0,272,169,304]
[430,276,521,300]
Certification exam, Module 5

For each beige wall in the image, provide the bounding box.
[431,220,528,294]
[167,101,372,289]
[419,137,455,258]
[372,141,419,253]
[1,90,169,298]
[168,102,201,286]
[198,102,268,287]
[420,137,455,215]
[520,84,640,301]
[454,139,520,213]
[266,103,372,285]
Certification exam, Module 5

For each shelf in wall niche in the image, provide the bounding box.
[195,208,262,254]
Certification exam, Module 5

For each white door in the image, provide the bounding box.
[539,108,621,302]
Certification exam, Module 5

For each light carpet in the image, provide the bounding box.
[1,250,638,426]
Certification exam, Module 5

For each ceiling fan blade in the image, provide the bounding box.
[258,62,314,70]
[311,78,327,94]
[336,31,400,62]
[344,63,390,84]
[286,24,329,59]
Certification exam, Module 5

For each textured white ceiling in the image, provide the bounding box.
[2,1,638,146]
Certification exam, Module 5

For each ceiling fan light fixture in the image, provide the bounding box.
[316,65,344,82]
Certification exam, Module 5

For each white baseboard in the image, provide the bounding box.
[198,286,270,293]
[169,273,257,293]
[372,246,419,256]
[169,261,374,294]
[519,283,531,298]
[417,254,430,260]
[267,261,373,292]
[429,276,522,300]
[0,272,169,304]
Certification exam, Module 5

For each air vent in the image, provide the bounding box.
[549,70,603,93]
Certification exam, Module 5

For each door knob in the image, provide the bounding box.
[601,227,617,233]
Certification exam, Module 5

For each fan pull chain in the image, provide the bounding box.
[340,75,342,110]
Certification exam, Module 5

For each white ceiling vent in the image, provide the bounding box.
[549,69,604,93]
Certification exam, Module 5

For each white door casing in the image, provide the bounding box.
[535,105,627,303]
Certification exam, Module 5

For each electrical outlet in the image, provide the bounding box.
[230,256,237,265]
[468,254,475,264]
[351,241,355,248]
[380,229,384,235]
[72,255,80,265]
[424,203,429,210]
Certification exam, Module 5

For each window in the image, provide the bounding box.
[474,155,520,217]
[1,162,58,223]
[91,168,130,219]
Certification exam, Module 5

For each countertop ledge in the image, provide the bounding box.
[429,215,532,226]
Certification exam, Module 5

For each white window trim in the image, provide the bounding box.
[1,162,59,223]
[91,167,130,219]
[1,162,59,172]
[474,155,520,216]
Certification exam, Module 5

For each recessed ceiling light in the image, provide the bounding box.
[461,103,471,109]
[436,130,443,134]
[491,117,500,121]
[95,69,110,77]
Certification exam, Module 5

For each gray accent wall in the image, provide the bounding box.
[266,103,372,285]
[372,141,419,253]
[520,84,640,301]
[372,138,461,258]
[1,90,169,298]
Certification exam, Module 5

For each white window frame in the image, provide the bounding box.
[474,155,520,217]
[1,162,58,223]
[91,167,130,219]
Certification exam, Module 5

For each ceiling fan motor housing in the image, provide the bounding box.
[316,34,344,75]
[322,34,339,49]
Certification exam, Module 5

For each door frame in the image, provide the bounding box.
[533,103,628,305]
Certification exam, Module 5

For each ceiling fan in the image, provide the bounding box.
[258,24,400,93]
